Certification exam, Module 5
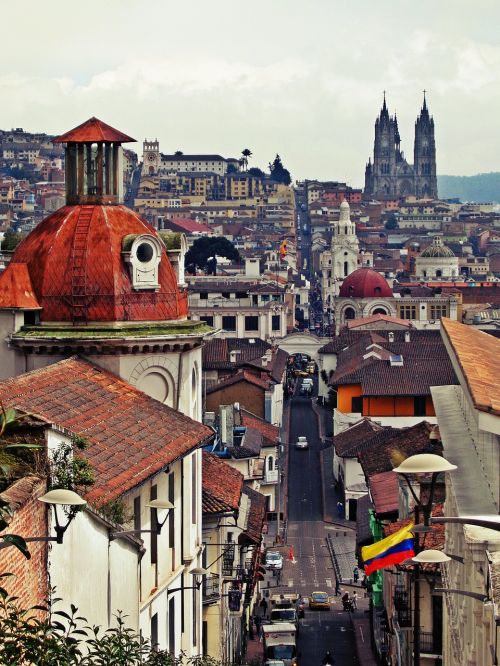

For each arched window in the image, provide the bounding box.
[374,287,381,295]
[267,456,274,472]
[344,261,349,276]
[436,269,442,278]
[373,307,387,315]
[344,307,356,321]
[345,226,348,235]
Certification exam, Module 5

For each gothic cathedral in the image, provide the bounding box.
[364,94,438,200]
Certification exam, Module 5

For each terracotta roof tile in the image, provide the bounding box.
[346,314,412,329]
[441,318,500,416]
[333,419,387,457]
[202,452,243,515]
[358,421,441,477]
[205,370,270,394]
[54,117,135,144]
[239,409,279,447]
[240,486,266,545]
[0,262,41,309]
[0,358,213,505]
[369,471,399,516]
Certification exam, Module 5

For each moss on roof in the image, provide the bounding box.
[14,320,212,339]
[158,232,182,250]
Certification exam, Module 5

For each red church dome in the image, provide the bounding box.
[339,268,393,298]
[8,205,188,323]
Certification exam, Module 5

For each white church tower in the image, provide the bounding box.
[320,200,359,306]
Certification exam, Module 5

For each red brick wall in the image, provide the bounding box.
[206,383,264,419]
[1,479,49,613]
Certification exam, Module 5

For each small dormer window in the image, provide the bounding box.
[123,234,162,291]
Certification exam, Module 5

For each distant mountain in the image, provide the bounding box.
[438,172,500,203]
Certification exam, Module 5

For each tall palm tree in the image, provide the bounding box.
[241,148,252,171]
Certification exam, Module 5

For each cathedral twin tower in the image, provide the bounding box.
[364,93,438,200]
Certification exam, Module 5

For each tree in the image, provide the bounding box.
[248,167,265,178]
[226,163,238,174]
[174,151,183,156]
[1,228,26,251]
[269,155,291,185]
[385,213,398,229]
[0,585,245,665]
[241,148,252,171]
[185,237,240,274]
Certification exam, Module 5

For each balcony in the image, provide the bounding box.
[202,573,220,604]
[420,630,442,656]
[263,468,279,484]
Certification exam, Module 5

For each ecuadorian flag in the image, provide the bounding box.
[362,522,415,576]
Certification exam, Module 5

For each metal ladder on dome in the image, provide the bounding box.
[70,206,94,323]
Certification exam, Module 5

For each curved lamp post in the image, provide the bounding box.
[0,488,87,549]
[167,566,208,596]
[393,453,457,666]
[109,499,174,540]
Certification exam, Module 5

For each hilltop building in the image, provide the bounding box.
[364,94,438,200]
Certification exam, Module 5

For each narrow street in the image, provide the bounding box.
[268,385,360,665]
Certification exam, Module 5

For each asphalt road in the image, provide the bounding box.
[269,383,358,665]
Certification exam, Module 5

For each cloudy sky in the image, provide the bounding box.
[1,0,499,185]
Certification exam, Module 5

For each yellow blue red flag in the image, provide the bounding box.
[361,522,414,575]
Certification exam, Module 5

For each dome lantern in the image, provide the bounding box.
[55,117,135,206]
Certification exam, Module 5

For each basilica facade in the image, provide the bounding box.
[364,94,438,200]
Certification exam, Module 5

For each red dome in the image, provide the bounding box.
[339,268,393,298]
[9,205,188,323]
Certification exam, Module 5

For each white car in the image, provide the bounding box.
[265,551,283,570]
[296,436,308,449]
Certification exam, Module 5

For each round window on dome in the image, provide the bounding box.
[136,242,154,263]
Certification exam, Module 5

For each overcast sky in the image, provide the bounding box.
[1,0,499,186]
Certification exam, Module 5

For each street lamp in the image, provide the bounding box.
[393,453,457,666]
[109,499,174,540]
[167,566,208,595]
[0,488,87,549]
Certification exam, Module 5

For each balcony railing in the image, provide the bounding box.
[202,573,220,604]
[263,468,279,484]
[420,630,442,655]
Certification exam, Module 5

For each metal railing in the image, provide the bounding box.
[420,630,442,655]
[202,573,220,603]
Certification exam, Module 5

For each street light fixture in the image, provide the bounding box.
[109,499,174,540]
[393,453,457,666]
[0,488,87,549]
[167,566,208,596]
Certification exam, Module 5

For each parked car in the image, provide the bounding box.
[265,551,284,570]
[309,591,330,610]
[295,436,308,449]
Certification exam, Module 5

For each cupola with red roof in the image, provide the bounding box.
[339,268,393,298]
[0,118,188,323]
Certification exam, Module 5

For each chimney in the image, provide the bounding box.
[388,332,395,343]
[405,331,411,342]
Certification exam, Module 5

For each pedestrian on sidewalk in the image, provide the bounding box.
[336,501,344,518]
[351,591,358,610]
[353,566,359,583]
[254,614,262,636]
[259,597,268,618]
[335,578,341,596]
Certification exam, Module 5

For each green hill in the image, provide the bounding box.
[438,172,500,203]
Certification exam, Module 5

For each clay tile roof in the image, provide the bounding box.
[0,262,41,309]
[346,314,412,329]
[333,419,385,457]
[54,117,135,144]
[358,421,440,477]
[240,485,266,545]
[369,471,399,516]
[240,409,279,447]
[202,452,243,515]
[441,318,500,416]
[0,357,213,505]
[205,370,270,394]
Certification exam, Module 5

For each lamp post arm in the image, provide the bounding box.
[167,585,200,596]
[401,474,421,508]
[431,516,500,531]
[0,535,59,551]
[433,588,488,602]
